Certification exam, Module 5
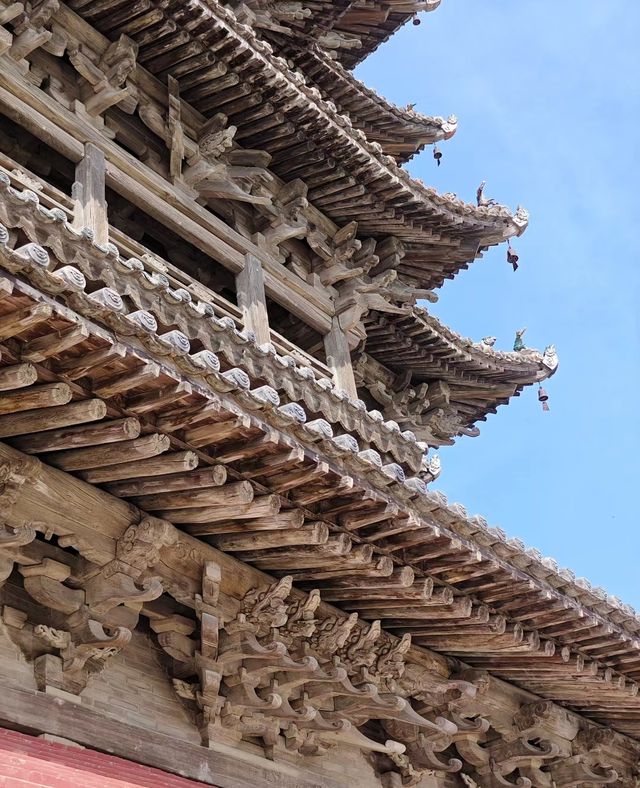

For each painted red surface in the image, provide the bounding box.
[0,727,214,787]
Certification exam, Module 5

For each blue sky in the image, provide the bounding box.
[356,2,640,606]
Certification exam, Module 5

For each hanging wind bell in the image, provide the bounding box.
[507,241,519,272]
[433,143,442,166]
[538,385,550,412]
[412,16,421,25]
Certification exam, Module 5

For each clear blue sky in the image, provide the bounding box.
[356,2,640,606]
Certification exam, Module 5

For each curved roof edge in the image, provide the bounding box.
[288,45,457,162]
[413,306,559,381]
[425,487,640,640]
[361,307,557,444]
[212,3,529,241]
[341,0,444,69]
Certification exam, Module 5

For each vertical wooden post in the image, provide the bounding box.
[236,253,270,345]
[167,76,184,182]
[324,316,358,399]
[73,143,108,245]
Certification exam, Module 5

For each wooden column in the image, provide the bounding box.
[236,253,270,346]
[324,316,358,399]
[73,142,108,245]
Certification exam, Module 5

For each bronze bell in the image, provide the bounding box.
[433,145,442,166]
[412,17,421,25]
[507,243,519,272]
[538,386,550,412]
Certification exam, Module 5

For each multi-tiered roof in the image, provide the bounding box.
[0,2,633,787]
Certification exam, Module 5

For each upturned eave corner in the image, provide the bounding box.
[0,0,634,786]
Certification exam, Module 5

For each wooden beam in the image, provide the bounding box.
[0,383,72,416]
[105,465,227,497]
[236,253,270,345]
[324,316,357,398]
[73,143,109,245]
[20,323,90,363]
[0,66,338,335]
[0,684,344,788]
[11,417,141,453]
[0,304,52,340]
[131,480,254,511]
[0,363,38,391]
[0,399,106,438]
[80,451,199,483]
[44,433,170,471]
[158,494,281,523]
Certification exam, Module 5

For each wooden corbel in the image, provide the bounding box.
[182,113,236,188]
[317,30,361,52]
[486,737,560,783]
[238,1,311,35]
[80,517,174,622]
[0,521,36,586]
[335,269,417,336]
[512,700,576,753]
[33,617,131,695]
[307,221,364,286]
[68,34,138,118]
[182,114,274,206]
[8,0,60,62]
[547,756,618,787]
[260,180,308,250]
[371,237,406,277]
[13,558,131,694]
[0,454,40,584]
[12,518,176,695]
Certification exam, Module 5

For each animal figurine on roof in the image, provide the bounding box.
[476,180,497,207]
[513,327,527,352]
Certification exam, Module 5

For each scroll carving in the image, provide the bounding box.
[156,565,458,762]
[0,456,41,585]
[6,518,173,694]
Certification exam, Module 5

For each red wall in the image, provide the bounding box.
[0,728,214,787]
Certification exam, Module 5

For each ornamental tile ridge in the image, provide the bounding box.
[0,179,423,472]
[0,242,432,496]
[425,489,640,637]
[197,0,527,237]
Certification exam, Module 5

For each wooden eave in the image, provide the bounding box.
[283,44,458,163]
[4,430,640,782]
[364,308,557,429]
[1,231,640,740]
[230,1,439,71]
[62,0,528,287]
[0,175,423,470]
[327,1,444,70]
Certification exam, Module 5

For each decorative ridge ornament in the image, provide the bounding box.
[542,344,559,372]
[513,328,527,352]
[476,181,497,208]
